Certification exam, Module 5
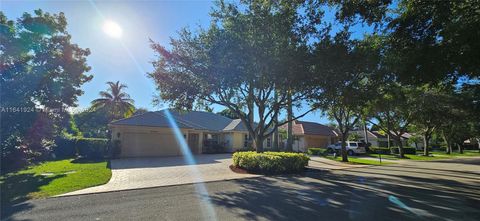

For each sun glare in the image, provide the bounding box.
[103,20,123,38]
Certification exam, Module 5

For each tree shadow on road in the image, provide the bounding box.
[1,173,65,220]
[209,166,480,221]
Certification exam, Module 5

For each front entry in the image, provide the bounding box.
[188,133,200,154]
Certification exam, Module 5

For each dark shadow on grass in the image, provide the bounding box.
[1,173,65,220]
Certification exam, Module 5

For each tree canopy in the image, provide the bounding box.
[0,10,91,167]
[149,0,320,151]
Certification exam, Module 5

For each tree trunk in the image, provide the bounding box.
[341,133,348,162]
[286,91,293,152]
[272,90,279,151]
[398,138,405,158]
[387,133,391,148]
[255,136,264,153]
[273,125,279,151]
[363,123,369,145]
[476,138,480,153]
[458,143,464,154]
[423,135,429,156]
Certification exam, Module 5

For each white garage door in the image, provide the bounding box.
[121,132,181,157]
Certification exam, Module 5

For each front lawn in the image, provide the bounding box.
[367,150,480,161]
[324,156,395,165]
[432,150,480,157]
[1,158,111,205]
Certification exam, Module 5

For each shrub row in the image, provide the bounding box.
[390,147,416,154]
[369,146,416,154]
[368,147,390,154]
[53,137,110,159]
[307,148,327,156]
[232,151,309,174]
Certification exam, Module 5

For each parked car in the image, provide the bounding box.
[327,141,366,155]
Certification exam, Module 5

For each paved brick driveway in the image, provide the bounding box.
[60,154,260,196]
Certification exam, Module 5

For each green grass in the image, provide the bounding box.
[0,158,111,205]
[367,150,480,161]
[366,153,400,160]
[432,150,480,157]
[324,156,395,165]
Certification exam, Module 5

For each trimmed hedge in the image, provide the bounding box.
[369,146,417,155]
[390,147,416,154]
[53,137,77,158]
[76,138,109,159]
[307,148,327,156]
[232,151,309,174]
[369,147,390,154]
[53,137,109,159]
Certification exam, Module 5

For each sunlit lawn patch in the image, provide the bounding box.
[367,150,480,161]
[0,158,111,205]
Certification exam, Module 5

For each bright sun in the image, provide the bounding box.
[103,20,123,38]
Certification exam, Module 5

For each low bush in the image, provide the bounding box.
[232,151,309,174]
[369,146,390,154]
[307,148,327,156]
[390,146,416,154]
[76,138,109,159]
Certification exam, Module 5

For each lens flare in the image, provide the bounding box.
[162,110,218,221]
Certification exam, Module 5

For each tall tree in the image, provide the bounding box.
[367,85,418,158]
[0,10,91,167]
[310,31,379,162]
[412,85,451,156]
[439,83,479,154]
[73,107,110,138]
[91,81,135,121]
[149,0,320,152]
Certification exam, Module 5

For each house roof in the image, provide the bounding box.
[224,119,247,131]
[370,131,387,139]
[109,111,194,128]
[110,109,249,132]
[280,121,337,136]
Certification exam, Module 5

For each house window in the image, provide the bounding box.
[267,137,271,148]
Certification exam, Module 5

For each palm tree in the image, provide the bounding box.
[91,81,135,120]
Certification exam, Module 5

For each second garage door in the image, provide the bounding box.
[121,132,181,157]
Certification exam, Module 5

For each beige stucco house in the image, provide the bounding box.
[279,121,338,152]
[109,109,271,157]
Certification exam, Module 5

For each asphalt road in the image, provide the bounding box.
[2,158,480,221]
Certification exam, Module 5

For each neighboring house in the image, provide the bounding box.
[348,130,423,149]
[279,121,338,152]
[348,130,389,147]
[109,109,272,157]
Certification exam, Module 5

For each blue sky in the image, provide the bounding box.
[1,0,372,124]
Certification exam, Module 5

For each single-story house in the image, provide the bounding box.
[109,109,272,157]
[349,130,424,149]
[279,120,338,152]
